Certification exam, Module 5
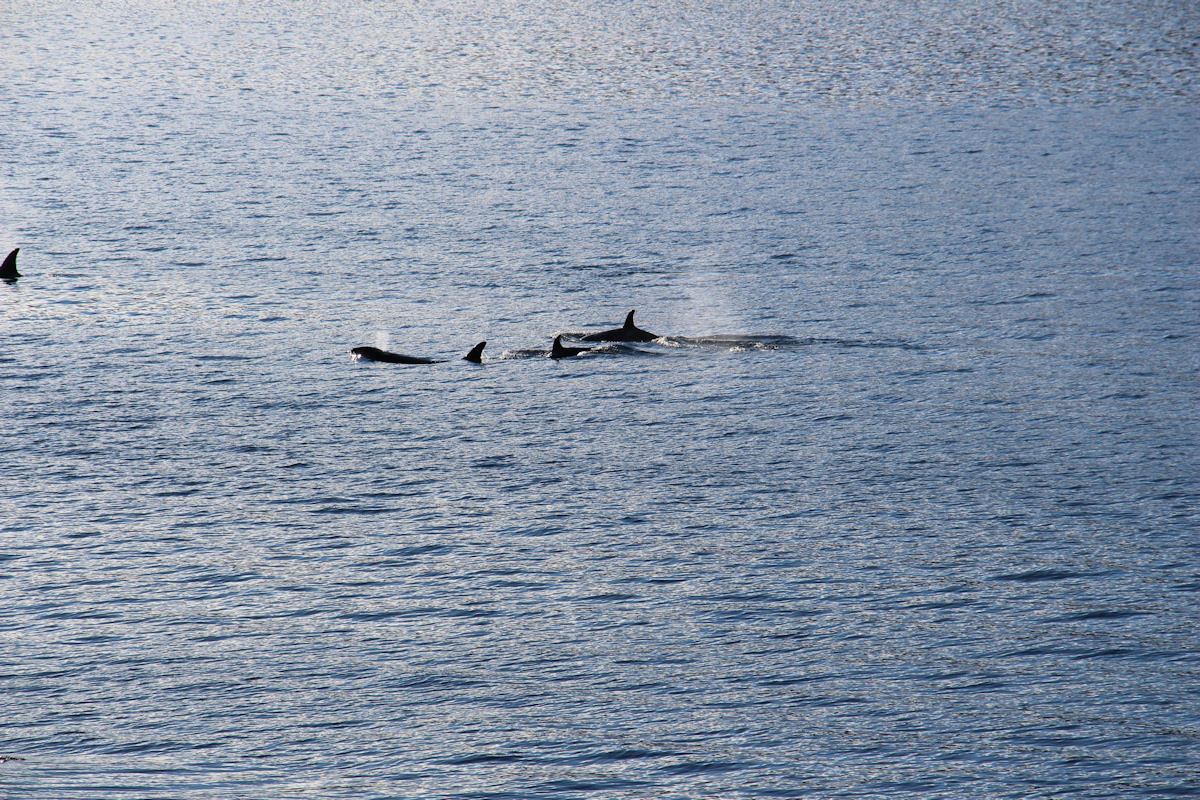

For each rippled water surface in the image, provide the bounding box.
[2,1,1198,798]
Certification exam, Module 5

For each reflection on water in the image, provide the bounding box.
[10,0,1192,106]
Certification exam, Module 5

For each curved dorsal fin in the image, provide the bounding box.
[552,335,591,359]
[1,248,19,280]
[463,341,486,363]
[623,310,636,328]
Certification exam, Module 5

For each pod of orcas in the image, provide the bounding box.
[352,310,659,364]
[3,250,658,363]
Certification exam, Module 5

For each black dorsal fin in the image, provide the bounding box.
[464,341,486,363]
[623,310,636,328]
[552,335,591,359]
[1,248,19,280]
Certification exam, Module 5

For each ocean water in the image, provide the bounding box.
[2,1,1198,798]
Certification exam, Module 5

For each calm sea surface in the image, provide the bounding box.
[2,1,1198,797]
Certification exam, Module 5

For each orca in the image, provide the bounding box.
[351,346,440,364]
[351,342,486,365]
[580,310,657,342]
[463,341,487,363]
[1,248,19,282]
[551,335,590,359]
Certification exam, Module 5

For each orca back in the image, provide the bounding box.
[351,346,440,364]
[580,309,658,342]
[551,335,588,359]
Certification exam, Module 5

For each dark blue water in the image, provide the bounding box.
[2,1,1198,797]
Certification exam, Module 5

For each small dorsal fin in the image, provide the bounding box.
[552,335,592,359]
[552,335,577,359]
[1,248,19,280]
[464,341,486,363]
[623,310,636,328]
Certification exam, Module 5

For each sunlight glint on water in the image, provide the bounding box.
[1,1,1197,798]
